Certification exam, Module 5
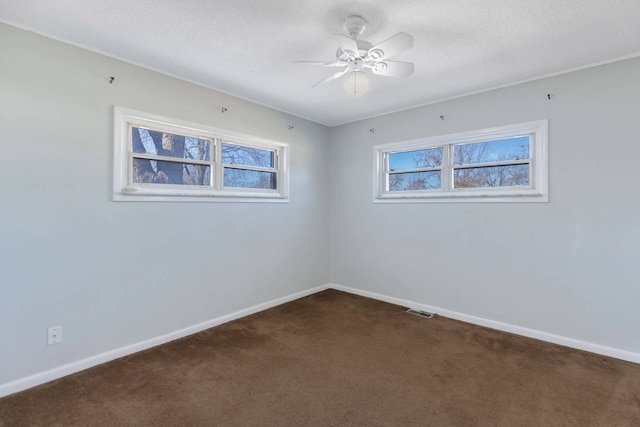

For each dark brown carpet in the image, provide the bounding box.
[1,290,639,426]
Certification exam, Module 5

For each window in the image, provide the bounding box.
[113,107,288,202]
[374,120,548,202]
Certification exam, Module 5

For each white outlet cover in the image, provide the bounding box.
[47,325,62,345]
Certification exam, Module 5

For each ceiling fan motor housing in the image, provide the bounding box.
[336,39,373,62]
[299,15,414,89]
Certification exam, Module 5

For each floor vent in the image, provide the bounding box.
[406,309,436,319]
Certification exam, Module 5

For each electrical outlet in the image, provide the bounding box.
[47,325,62,345]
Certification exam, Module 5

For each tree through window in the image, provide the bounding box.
[374,120,548,202]
[113,107,288,202]
[132,127,212,186]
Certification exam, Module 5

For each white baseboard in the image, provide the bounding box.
[328,283,640,365]
[0,284,330,398]
[3,282,637,398]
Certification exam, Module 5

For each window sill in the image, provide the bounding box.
[374,192,548,203]
[114,189,289,203]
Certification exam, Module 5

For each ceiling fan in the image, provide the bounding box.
[296,15,414,98]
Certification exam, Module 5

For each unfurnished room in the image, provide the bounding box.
[1,1,639,425]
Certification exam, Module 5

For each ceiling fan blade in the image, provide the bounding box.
[312,68,350,87]
[334,34,360,57]
[367,32,413,60]
[294,60,345,67]
[370,60,414,78]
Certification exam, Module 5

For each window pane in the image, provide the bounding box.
[453,136,529,165]
[389,147,442,171]
[224,168,277,189]
[221,142,274,168]
[132,127,211,161]
[389,171,441,191]
[454,164,529,188]
[133,158,211,186]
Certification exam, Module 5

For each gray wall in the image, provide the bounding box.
[2,19,639,391]
[0,23,330,385]
[329,57,640,355]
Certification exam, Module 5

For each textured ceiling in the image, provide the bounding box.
[2,0,640,126]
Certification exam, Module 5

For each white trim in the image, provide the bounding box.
[0,284,329,398]
[4,18,639,127]
[373,120,548,203]
[113,106,290,202]
[4,282,638,398]
[328,283,640,365]
[330,52,640,127]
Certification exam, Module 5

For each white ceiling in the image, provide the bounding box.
[2,0,640,126]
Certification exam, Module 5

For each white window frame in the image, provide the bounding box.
[113,107,289,202]
[374,120,548,203]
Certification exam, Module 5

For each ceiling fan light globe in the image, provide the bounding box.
[344,71,369,99]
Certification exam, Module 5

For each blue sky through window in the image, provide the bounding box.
[389,136,529,170]
[454,136,529,165]
[389,147,442,171]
